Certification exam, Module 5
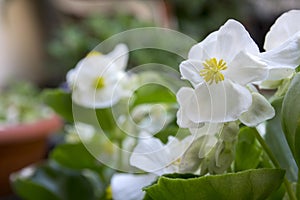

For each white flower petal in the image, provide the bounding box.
[184,80,252,123]
[180,135,217,173]
[130,137,170,175]
[111,173,157,200]
[130,136,192,176]
[264,68,295,81]
[66,68,76,89]
[176,108,202,129]
[239,92,275,127]
[260,33,300,80]
[264,10,300,50]
[188,19,259,63]
[188,31,217,60]
[189,123,222,136]
[225,51,268,85]
[176,87,203,128]
[214,20,259,62]
[179,59,204,86]
[106,43,129,71]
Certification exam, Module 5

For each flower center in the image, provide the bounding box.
[86,51,102,58]
[200,58,227,84]
[94,77,105,90]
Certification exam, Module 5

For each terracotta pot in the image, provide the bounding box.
[0,115,62,196]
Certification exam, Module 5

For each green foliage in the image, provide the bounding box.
[281,73,300,167]
[132,84,176,106]
[42,89,73,122]
[46,13,180,85]
[50,143,101,172]
[12,162,105,200]
[265,97,298,181]
[235,127,262,171]
[144,169,285,200]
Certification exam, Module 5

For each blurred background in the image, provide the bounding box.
[1,0,300,199]
[0,0,299,89]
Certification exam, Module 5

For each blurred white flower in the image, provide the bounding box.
[177,20,267,125]
[67,44,130,108]
[65,122,96,143]
[111,173,157,200]
[259,10,300,86]
[131,104,174,134]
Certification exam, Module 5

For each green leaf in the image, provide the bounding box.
[42,89,73,122]
[50,143,100,170]
[133,84,176,106]
[296,65,300,73]
[235,127,262,171]
[50,142,114,184]
[13,179,60,200]
[12,162,105,200]
[281,73,300,167]
[144,169,285,200]
[265,97,298,181]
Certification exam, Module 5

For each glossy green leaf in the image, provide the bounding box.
[144,169,285,200]
[42,89,73,122]
[281,73,300,167]
[12,162,105,200]
[235,127,262,171]
[265,97,298,181]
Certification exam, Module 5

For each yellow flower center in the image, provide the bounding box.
[106,186,112,200]
[86,51,102,58]
[94,77,105,90]
[200,58,228,84]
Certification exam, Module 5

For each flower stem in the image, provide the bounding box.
[297,172,300,199]
[253,129,297,200]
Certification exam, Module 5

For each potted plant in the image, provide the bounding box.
[0,82,62,196]
[11,9,300,200]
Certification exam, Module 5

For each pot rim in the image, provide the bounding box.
[0,115,62,144]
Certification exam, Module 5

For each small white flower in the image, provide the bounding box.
[177,20,267,125]
[67,44,130,108]
[131,104,174,134]
[259,10,300,84]
[111,173,157,200]
[130,133,193,176]
[65,122,96,143]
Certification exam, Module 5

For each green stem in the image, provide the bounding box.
[297,172,300,199]
[253,129,297,200]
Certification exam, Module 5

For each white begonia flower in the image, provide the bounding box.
[130,134,194,176]
[66,44,130,108]
[111,134,194,200]
[259,10,300,83]
[111,173,157,200]
[177,20,267,125]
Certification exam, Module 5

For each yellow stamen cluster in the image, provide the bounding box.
[200,58,227,84]
[106,186,112,200]
[86,51,102,58]
[94,77,105,90]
